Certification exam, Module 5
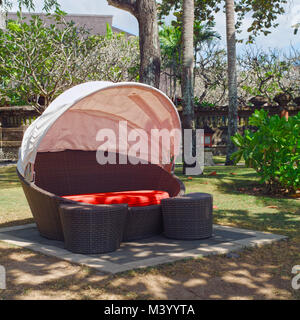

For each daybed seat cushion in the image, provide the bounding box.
[62,190,169,207]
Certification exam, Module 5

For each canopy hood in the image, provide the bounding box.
[17,81,181,178]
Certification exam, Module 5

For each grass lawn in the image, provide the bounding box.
[0,166,34,228]
[175,165,300,241]
[0,160,299,300]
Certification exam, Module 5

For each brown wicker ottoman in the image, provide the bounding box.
[161,193,213,240]
[59,203,128,254]
[122,205,163,241]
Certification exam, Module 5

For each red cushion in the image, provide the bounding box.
[62,190,169,207]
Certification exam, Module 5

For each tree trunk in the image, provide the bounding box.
[225,0,238,165]
[107,0,160,88]
[181,0,195,174]
[136,0,160,87]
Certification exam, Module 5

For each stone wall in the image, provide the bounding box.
[180,105,300,155]
[0,126,29,160]
[0,106,38,161]
[1,104,299,160]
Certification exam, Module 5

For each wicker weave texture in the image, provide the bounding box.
[17,150,185,242]
[17,169,65,240]
[34,151,185,197]
[123,205,163,241]
[161,193,213,240]
[59,203,128,254]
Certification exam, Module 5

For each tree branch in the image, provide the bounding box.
[107,0,137,16]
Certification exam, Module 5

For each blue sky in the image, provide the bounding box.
[10,0,300,53]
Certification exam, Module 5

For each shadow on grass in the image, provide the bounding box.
[0,236,298,300]
[212,176,258,189]
[175,165,257,180]
[0,218,34,229]
[198,168,299,203]
[214,208,300,239]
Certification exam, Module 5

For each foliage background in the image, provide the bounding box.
[0,11,139,112]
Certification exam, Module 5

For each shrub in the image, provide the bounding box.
[231,109,300,194]
[0,11,139,113]
[0,11,94,112]
[87,24,139,83]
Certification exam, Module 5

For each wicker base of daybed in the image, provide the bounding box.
[17,150,186,252]
[122,205,163,241]
[17,169,65,241]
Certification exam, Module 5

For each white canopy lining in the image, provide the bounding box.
[17,81,181,178]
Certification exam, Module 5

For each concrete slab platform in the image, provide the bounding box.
[0,224,287,274]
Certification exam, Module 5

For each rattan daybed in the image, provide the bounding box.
[17,81,185,248]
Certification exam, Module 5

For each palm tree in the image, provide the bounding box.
[193,21,220,59]
[225,0,238,165]
[159,21,219,103]
[181,0,194,174]
[159,24,181,100]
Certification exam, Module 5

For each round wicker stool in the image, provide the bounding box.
[161,193,213,240]
[59,203,128,254]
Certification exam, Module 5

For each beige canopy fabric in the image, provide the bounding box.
[17,81,181,178]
